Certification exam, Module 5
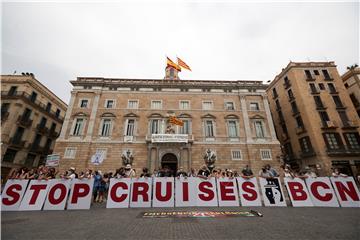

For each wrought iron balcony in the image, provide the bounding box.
[17,116,33,127]
[299,150,316,158]
[326,146,360,156]
[341,121,359,129]
[36,124,49,135]
[49,129,59,138]
[9,138,26,148]
[295,126,306,134]
[321,121,337,129]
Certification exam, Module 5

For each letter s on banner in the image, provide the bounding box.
[330,177,360,208]
[175,177,197,207]
[1,180,29,211]
[236,177,262,206]
[305,177,339,207]
[130,177,152,208]
[106,178,131,208]
[153,177,174,207]
[217,177,239,207]
[196,177,218,207]
[43,179,71,210]
[67,178,94,210]
[284,178,313,207]
[19,180,50,211]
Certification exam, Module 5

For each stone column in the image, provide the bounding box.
[188,144,192,171]
[262,94,278,142]
[240,95,253,143]
[85,92,100,140]
[59,92,76,140]
[147,145,152,170]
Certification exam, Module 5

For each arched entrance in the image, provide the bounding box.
[161,153,178,175]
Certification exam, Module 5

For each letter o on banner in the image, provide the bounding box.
[306,177,339,207]
[330,177,360,207]
[106,178,131,208]
[44,179,71,210]
[1,180,29,211]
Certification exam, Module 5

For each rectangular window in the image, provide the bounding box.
[338,111,349,126]
[349,94,360,107]
[64,147,77,159]
[332,95,344,108]
[275,100,281,110]
[314,70,320,75]
[179,119,190,134]
[309,83,318,93]
[50,123,56,133]
[46,103,52,112]
[225,101,235,110]
[291,101,299,114]
[105,100,115,108]
[32,134,42,148]
[344,133,360,149]
[55,109,61,118]
[322,69,332,80]
[205,120,214,137]
[180,100,190,110]
[150,119,161,134]
[299,137,313,153]
[1,103,10,115]
[327,83,337,93]
[249,102,259,111]
[288,89,294,100]
[319,111,330,123]
[39,117,47,128]
[126,119,135,136]
[272,88,278,98]
[80,99,88,108]
[22,108,32,121]
[151,100,162,109]
[318,83,325,90]
[304,70,314,80]
[323,133,342,149]
[101,119,111,137]
[228,120,238,137]
[72,118,84,136]
[260,149,272,160]
[13,127,25,143]
[254,121,265,138]
[278,111,285,123]
[30,92,37,102]
[128,100,139,109]
[314,96,325,108]
[295,116,304,128]
[231,150,242,160]
[3,149,18,163]
[8,86,17,96]
[202,101,213,110]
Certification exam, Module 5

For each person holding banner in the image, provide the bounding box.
[332,168,348,177]
[241,165,254,178]
[197,165,210,179]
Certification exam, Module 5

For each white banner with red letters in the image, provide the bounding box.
[1,177,360,211]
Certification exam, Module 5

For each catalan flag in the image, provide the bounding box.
[177,57,192,71]
[167,57,181,71]
[169,116,184,126]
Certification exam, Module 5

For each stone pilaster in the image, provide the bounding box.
[59,92,76,140]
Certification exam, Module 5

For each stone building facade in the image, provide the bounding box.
[54,69,281,175]
[342,67,360,118]
[1,74,67,178]
[266,62,360,177]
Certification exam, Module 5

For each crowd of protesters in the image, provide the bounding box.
[5,163,357,203]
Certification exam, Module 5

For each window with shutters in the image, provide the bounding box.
[260,149,272,160]
[64,147,77,159]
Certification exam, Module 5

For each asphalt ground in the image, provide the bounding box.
[2,204,360,240]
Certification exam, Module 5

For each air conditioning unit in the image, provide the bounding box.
[326,121,335,128]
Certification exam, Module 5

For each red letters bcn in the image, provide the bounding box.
[287,182,307,201]
[334,181,360,201]
[310,182,332,201]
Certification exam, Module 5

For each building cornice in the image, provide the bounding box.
[341,68,360,82]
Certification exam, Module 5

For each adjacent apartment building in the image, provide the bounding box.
[342,66,360,118]
[1,74,67,178]
[266,62,360,177]
[54,67,281,175]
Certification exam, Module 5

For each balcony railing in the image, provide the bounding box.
[9,138,26,148]
[36,124,49,135]
[1,91,64,122]
[295,126,306,134]
[321,121,337,129]
[305,76,316,81]
[283,81,291,89]
[29,144,45,154]
[149,134,191,143]
[49,129,59,138]
[299,150,316,158]
[17,116,33,127]
[326,146,360,156]
[1,111,9,122]
[341,121,359,129]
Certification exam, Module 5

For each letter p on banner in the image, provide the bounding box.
[67,179,94,210]
[330,177,360,207]
[1,180,29,211]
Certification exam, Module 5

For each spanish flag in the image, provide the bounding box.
[177,57,192,71]
[167,57,181,71]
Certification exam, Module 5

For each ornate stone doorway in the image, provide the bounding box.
[161,153,178,175]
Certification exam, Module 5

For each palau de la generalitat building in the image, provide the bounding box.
[266,62,360,177]
[1,74,67,178]
[54,65,282,175]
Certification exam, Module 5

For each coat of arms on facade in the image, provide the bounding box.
[203,149,216,170]
[121,149,134,165]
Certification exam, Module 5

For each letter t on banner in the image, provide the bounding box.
[19,180,50,211]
